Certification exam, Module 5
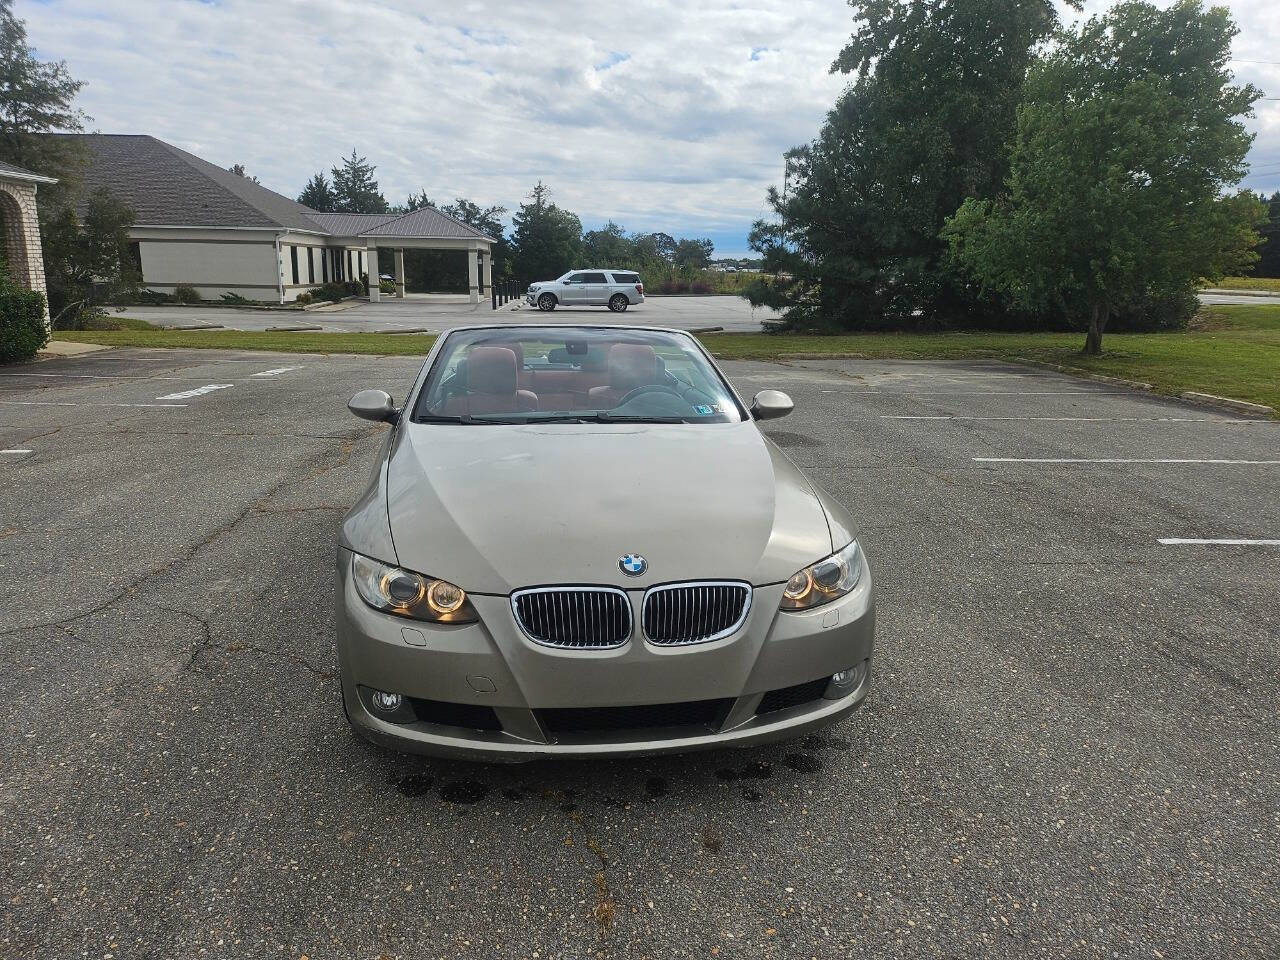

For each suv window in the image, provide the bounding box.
[581,272,607,283]
[609,272,639,284]
[564,273,587,284]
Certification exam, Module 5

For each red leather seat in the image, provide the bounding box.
[440,347,537,415]
[588,344,660,407]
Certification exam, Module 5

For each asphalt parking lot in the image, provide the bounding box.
[1,346,1277,959]
[120,293,779,334]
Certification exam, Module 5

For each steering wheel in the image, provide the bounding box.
[615,383,687,407]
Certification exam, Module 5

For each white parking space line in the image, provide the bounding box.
[886,415,1261,423]
[250,366,303,377]
[0,400,188,408]
[967,463,1280,471]
[1,448,32,454]
[0,372,276,382]
[822,390,1134,396]
[1158,538,1280,546]
[155,384,234,401]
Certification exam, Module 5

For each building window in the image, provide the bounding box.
[127,241,142,279]
[322,248,329,283]
[289,245,299,286]
[347,250,353,279]
[306,247,315,285]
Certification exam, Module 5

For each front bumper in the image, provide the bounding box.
[335,549,875,762]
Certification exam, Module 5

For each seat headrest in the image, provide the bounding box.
[608,344,659,391]
[467,346,518,395]
[486,341,524,367]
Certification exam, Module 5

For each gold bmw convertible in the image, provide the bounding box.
[337,325,874,761]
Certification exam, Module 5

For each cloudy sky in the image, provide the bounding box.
[21,0,1280,257]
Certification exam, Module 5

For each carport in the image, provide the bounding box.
[306,209,496,304]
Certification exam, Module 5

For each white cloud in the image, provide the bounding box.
[19,0,1280,256]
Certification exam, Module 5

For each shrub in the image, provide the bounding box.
[173,284,201,304]
[346,279,365,297]
[1111,288,1198,332]
[295,291,313,305]
[690,280,711,295]
[378,279,395,294]
[137,288,174,304]
[220,291,251,305]
[0,280,49,363]
[309,282,348,302]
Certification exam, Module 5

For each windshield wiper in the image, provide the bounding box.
[417,413,529,425]
[590,413,690,423]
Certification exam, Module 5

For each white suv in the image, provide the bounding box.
[526,270,645,312]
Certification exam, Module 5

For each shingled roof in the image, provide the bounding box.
[52,134,326,231]
[49,134,498,242]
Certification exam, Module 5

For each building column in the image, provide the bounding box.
[394,248,406,298]
[366,245,380,302]
[467,243,479,305]
[481,247,492,297]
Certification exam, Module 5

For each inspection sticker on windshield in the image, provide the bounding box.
[693,404,715,416]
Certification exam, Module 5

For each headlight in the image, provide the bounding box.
[350,553,478,624]
[780,540,863,611]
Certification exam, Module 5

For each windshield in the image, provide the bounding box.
[412,328,746,424]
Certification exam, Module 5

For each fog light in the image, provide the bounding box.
[371,690,403,713]
[825,662,866,698]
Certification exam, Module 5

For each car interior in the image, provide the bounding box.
[419,334,741,421]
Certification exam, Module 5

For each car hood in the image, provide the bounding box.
[385,422,833,594]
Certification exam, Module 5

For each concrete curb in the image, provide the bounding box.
[1179,392,1276,417]
[1009,357,1273,419]
[265,324,323,332]
[1008,357,1152,391]
[164,323,223,331]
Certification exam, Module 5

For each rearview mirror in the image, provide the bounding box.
[348,389,399,423]
[750,390,793,421]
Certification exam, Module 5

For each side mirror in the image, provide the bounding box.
[348,389,399,423]
[750,389,793,421]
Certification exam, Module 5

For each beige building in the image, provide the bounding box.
[0,158,55,318]
[56,134,496,304]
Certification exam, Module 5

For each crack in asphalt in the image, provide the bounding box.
[157,605,337,681]
[0,430,371,639]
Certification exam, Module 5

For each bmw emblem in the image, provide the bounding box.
[619,554,647,577]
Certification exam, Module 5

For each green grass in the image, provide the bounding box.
[1209,276,1280,293]
[54,327,440,356]
[52,304,1280,412]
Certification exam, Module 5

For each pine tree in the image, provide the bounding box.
[330,150,388,214]
[298,172,337,212]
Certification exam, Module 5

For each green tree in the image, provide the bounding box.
[1252,191,1280,279]
[0,0,135,323]
[582,221,631,265]
[330,150,388,214]
[0,0,86,186]
[673,237,714,270]
[404,189,434,211]
[228,163,259,185]
[945,0,1265,353]
[510,182,582,281]
[297,172,336,211]
[747,0,1067,330]
[440,197,508,274]
[41,186,137,324]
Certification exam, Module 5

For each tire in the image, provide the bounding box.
[537,293,557,311]
[608,294,629,313]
